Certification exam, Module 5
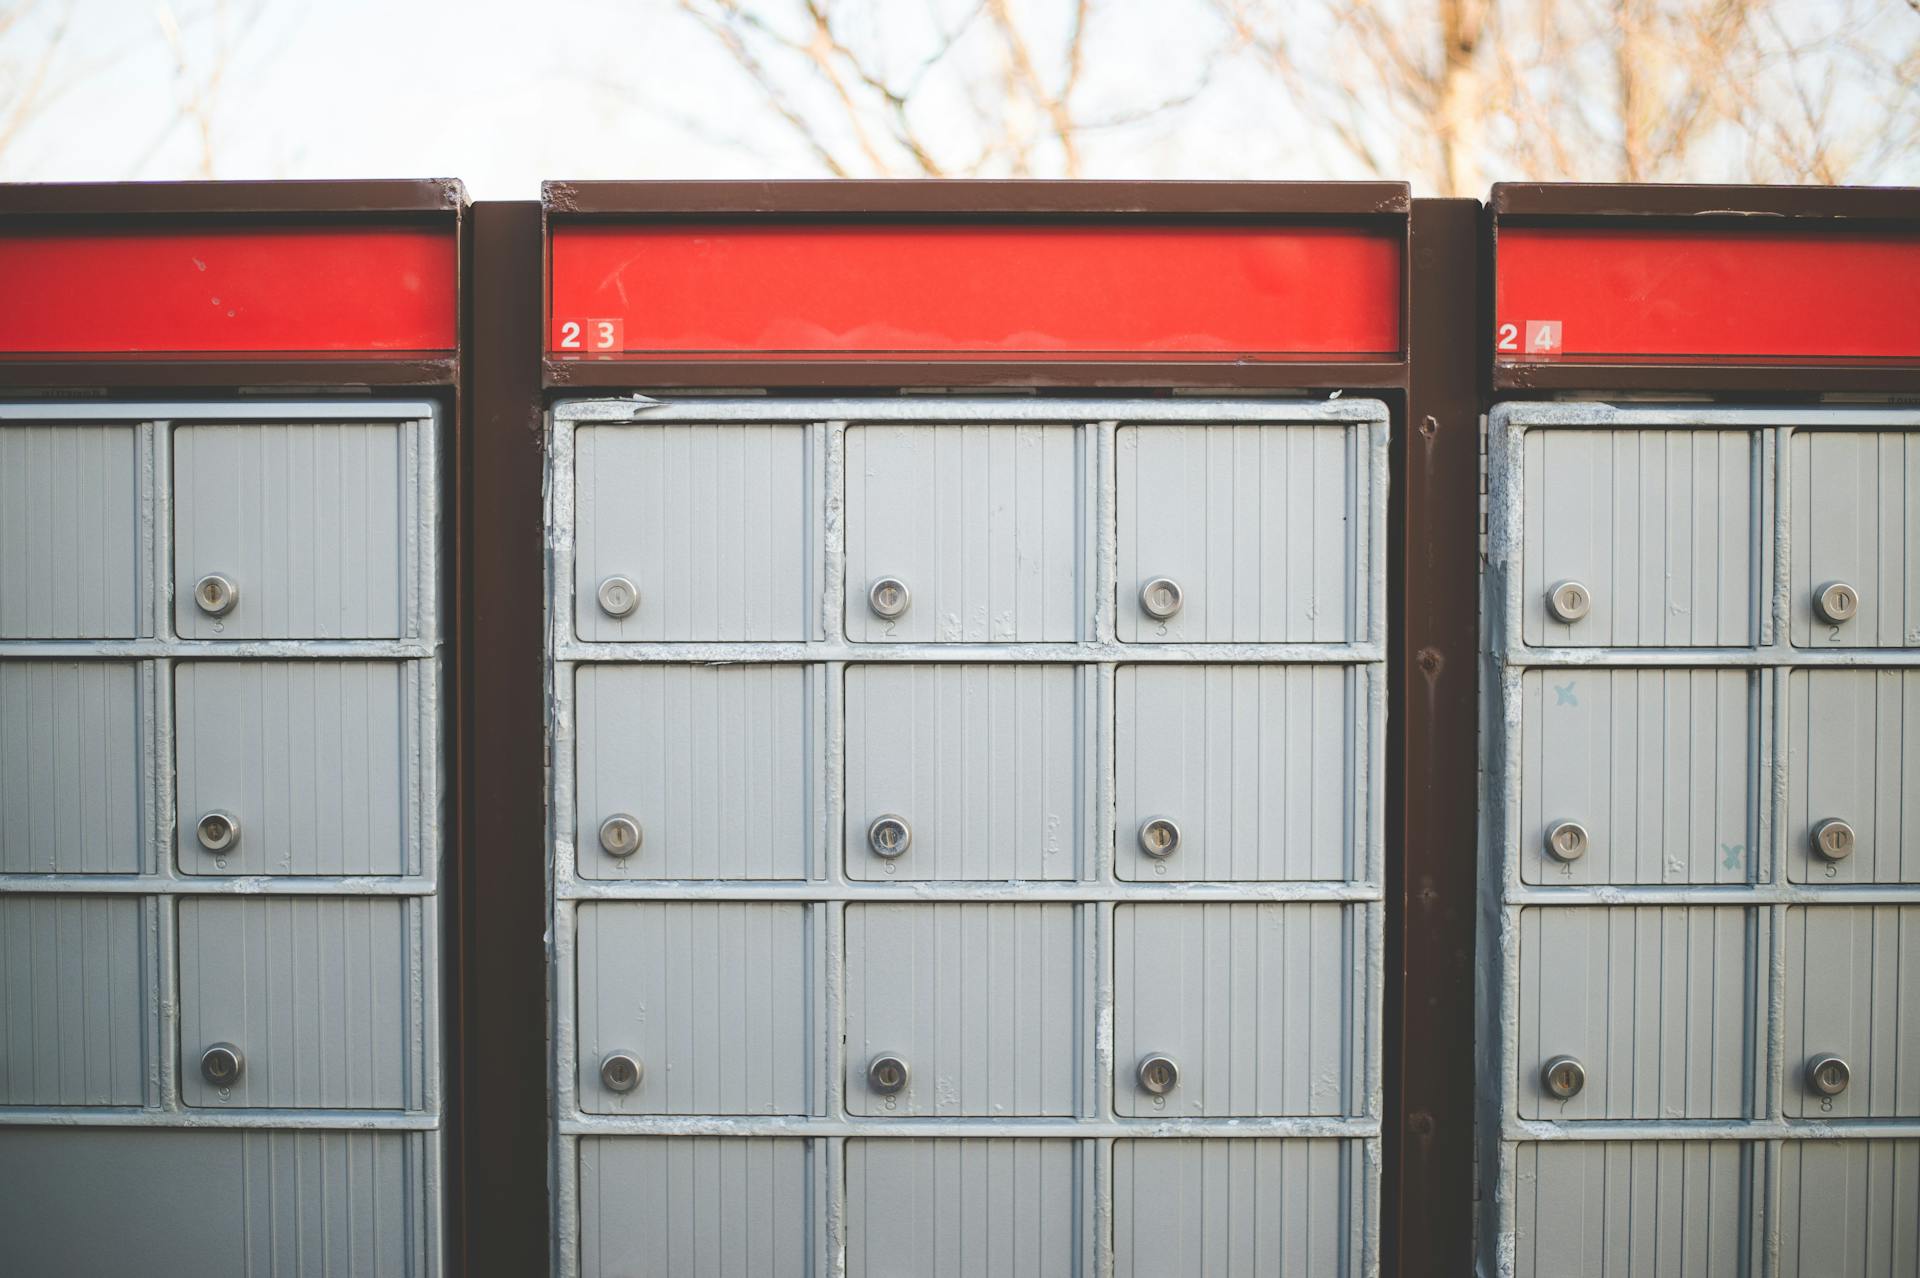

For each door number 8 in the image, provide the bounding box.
[558,318,624,352]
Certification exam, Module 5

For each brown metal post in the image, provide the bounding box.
[1387,196,1483,1278]
[461,199,553,1275]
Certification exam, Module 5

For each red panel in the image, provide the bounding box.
[548,224,1401,358]
[1496,228,1920,361]
[0,227,457,355]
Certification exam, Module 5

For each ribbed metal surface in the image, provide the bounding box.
[845,663,1081,881]
[1521,428,1756,647]
[1784,906,1920,1119]
[175,661,409,876]
[574,664,813,880]
[845,903,1079,1117]
[1787,670,1919,883]
[1511,1141,1751,1278]
[1116,664,1354,881]
[1519,668,1757,885]
[1116,423,1363,644]
[177,896,413,1110]
[1790,430,1920,649]
[577,1137,810,1277]
[844,423,1083,643]
[173,422,407,639]
[1777,1139,1920,1277]
[0,423,142,639]
[846,1138,1079,1277]
[575,902,810,1115]
[1113,1138,1358,1277]
[1114,903,1349,1118]
[573,423,814,642]
[0,660,143,874]
[0,895,144,1105]
[1517,906,1754,1120]
[0,1127,426,1276]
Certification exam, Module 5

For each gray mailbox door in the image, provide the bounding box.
[0,401,446,1274]
[1482,403,1920,1277]
[549,396,1388,1277]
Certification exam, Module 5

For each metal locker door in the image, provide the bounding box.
[0,422,144,639]
[1112,1139,1361,1277]
[0,660,145,874]
[1116,423,1370,644]
[1516,906,1755,1120]
[844,903,1079,1117]
[1519,428,1758,648]
[1786,670,1920,883]
[173,421,418,640]
[1783,906,1920,1119]
[0,1128,431,1276]
[174,661,412,877]
[1115,664,1359,882]
[573,664,816,880]
[572,422,817,643]
[1517,668,1759,885]
[844,663,1083,881]
[843,423,1083,643]
[1113,903,1350,1118]
[1510,1142,1753,1277]
[0,895,146,1106]
[846,1138,1082,1277]
[575,902,811,1116]
[577,1137,811,1278]
[177,896,416,1110]
[1777,1140,1920,1277]
[1789,431,1920,650]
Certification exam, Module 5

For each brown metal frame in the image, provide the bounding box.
[1489,181,1920,397]
[0,177,482,1270]
[469,178,1484,1277]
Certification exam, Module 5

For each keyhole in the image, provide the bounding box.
[1146,1063,1170,1089]
[1553,1065,1575,1092]
[877,585,899,611]
[606,1059,635,1088]
[199,582,220,607]
[876,1062,900,1088]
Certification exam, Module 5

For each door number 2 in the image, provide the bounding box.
[557,318,624,352]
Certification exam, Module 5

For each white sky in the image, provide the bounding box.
[5,0,1285,197]
[3,0,1914,197]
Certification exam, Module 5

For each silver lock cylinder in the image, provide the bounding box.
[596,575,639,619]
[1806,1054,1851,1097]
[1544,820,1589,863]
[867,1053,909,1095]
[1137,1054,1180,1096]
[600,1051,643,1093]
[867,814,912,859]
[1541,1055,1586,1100]
[195,811,240,854]
[1139,577,1183,621]
[1546,580,1592,624]
[1138,816,1181,859]
[1814,581,1860,626]
[1811,818,1856,862]
[868,577,910,621]
[193,573,238,617]
[598,814,642,858]
[200,1042,245,1087]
